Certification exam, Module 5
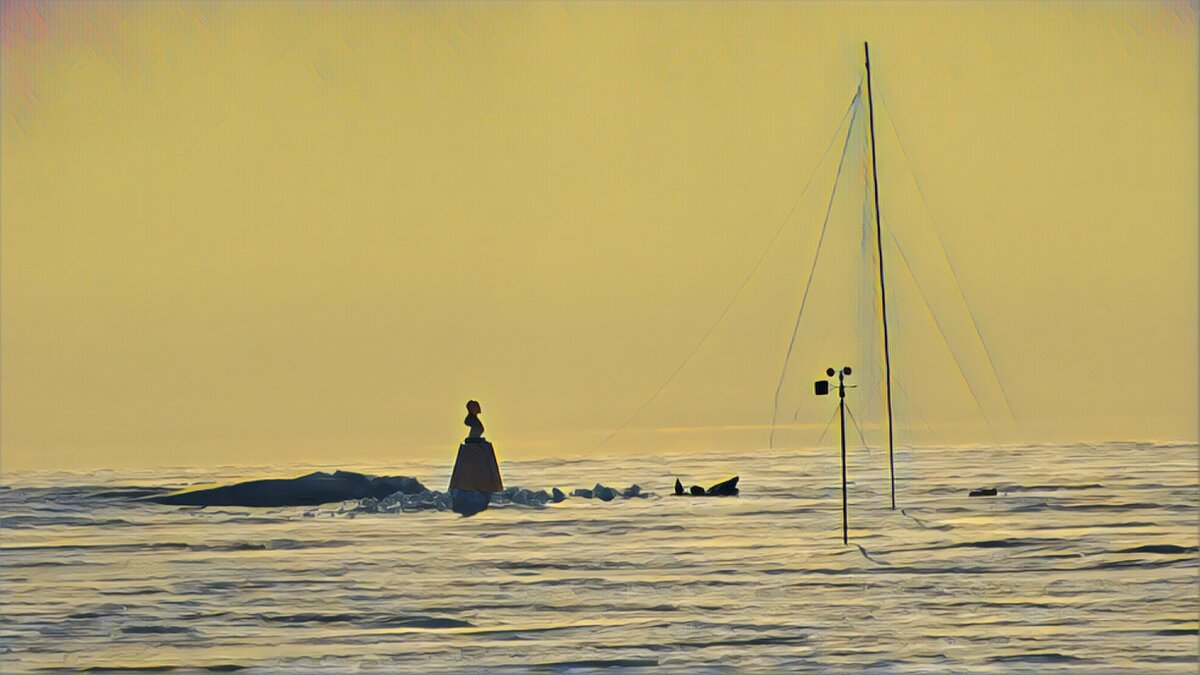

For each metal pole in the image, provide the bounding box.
[839,370,848,545]
[864,41,897,510]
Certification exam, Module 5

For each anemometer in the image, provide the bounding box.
[815,366,854,545]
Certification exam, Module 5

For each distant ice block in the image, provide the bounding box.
[593,484,617,502]
[310,482,659,517]
[566,484,650,501]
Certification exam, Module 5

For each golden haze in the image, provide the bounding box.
[2,2,1196,471]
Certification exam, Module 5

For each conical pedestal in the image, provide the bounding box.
[448,439,504,493]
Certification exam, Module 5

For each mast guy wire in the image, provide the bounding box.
[588,85,864,455]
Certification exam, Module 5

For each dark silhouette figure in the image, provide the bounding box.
[464,399,485,441]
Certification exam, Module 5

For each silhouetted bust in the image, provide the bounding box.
[464,400,485,441]
[449,400,504,500]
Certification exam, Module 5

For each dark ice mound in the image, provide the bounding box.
[450,489,491,517]
[148,470,427,507]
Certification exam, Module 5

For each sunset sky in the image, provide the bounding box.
[2,1,1196,472]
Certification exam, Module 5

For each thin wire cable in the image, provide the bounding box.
[813,405,841,448]
[790,257,858,424]
[893,379,944,446]
[769,86,864,450]
[587,86,864,455]
[884,217,996,437]
[844,402,871,451]
[878,96,1017,424]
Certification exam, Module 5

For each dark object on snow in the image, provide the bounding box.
[572,488,593,499]
[551,487,566,502]
[969,487,998,497]
[705,476,739,496]
[148,470,426,507]
[622,484,642,498]
[450,489,490,517]
[673,476,740,497]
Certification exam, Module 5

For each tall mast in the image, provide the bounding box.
[864,42,897,510]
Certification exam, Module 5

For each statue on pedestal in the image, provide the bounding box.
[448,400,503,515]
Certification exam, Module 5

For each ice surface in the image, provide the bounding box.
[2,443,1196,672]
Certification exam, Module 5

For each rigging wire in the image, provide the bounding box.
[769,86,864,450]
[813,404,842,448]
[884,216,996,437]
[789,254,860,424]
[893,379,945,446]
[586,85,865,455]
[877,96,1018,424]
[844,402,871,452]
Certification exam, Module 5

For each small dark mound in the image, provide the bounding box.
[1117,544,1198,555]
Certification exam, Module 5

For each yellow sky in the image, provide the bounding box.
[2,1,1197,472]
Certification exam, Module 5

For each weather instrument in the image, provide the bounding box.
[815,366,854,545]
